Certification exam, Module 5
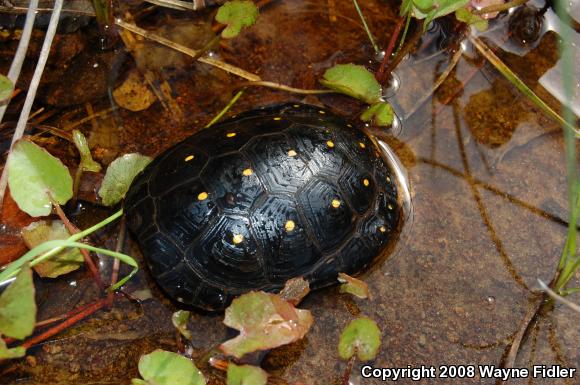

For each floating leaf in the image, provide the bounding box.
[21,220,84,278]
[98,153,152,206]
[0,264,36,340]
[215,1,259,39]
[338,317,381,361]
[220,291,313,359]
[455,7,488,31]
[0,74,14,103]
[227,363,268,385]
[360,102,394,127]
[320,64,382,104]
[72,130,102,173]
[278,277,310,305]
[132,350,206,385]
[7,140,73,217]
[172,310,192,340]
[338,273,370,299]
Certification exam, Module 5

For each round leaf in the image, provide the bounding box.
[0,339,26,360]
[338,317,381,361]
[7,140,72,217]
[0,74,14,103]
[320,64,382,104]
[220,291,313,358]
[216,1,259,39]
[98,153,152,206]
[135,350,206,385]
[227,363,268,385]
[0,264,36,340]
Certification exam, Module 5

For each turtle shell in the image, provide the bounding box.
[124,103,401,310]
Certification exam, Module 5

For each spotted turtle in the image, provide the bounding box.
[124,103,402,310]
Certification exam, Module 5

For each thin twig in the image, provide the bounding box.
[238,81,333,94]
[115,20,261,82]
[0,0,38,124]
[0,0,63,209]
[21,298,109,349]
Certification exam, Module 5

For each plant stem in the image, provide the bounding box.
[204,90,245,129]
[108,216,126,307]
[377,16,405,84]
[21,298,109,349]
[52,200,104,289]
[0,209,123,284]
[469,35,579,136]
[0,0,38,124]
[352,0,379,54]
[473,0,528,15]
[0,0,62,209]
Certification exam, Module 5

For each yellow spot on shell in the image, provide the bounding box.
[293,104,300,108]
[318,110,326,114]
[379,226,386,233]
[242,168,253,176]
[184,155,194,162]
[288,150,297,157]
[285,220,295,232]
[363,179,370,186]
[226,132,236,138]
[232,234,244,244]
[331,199,341,208]
[359,142,366,149]
[386,176,391,183]
[388,204,393,210]
[326,140,335,148]
[347,124,353,128]
[197,192,208,201]
[273,117,282,121]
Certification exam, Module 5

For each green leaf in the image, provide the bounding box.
[21,220,84,278]
[338,317,381,361]
[220,291,313,359]
[0,74,14,103]
[72,130,102,173]
[215,1,259,39]
[0,338,26,360]
[338,273,371,299]
[7,140,73,217]
[320,64,382,104]
[172,310,192,340]
[98,153,152,206]
[227,363,268,385]
[422,0,470,27]
[455,7,488,31]
[360,102,394,127]
[0,265,36,340]
[134,350,206,385]
[413,0,435,13]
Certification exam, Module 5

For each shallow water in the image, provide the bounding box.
[0,0,578,384]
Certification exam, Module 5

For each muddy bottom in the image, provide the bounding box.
[0,0,578,384]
